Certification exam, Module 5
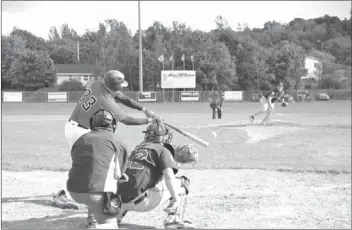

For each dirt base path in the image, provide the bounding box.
[2,169,351,229]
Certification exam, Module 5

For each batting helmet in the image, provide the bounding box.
[103,70,128,92]
[89,109,117,133]
[143,120,173,144]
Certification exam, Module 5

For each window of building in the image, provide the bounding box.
[83,75,89,81]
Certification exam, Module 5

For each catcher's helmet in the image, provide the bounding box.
[89,109,117,133]
[143,121,173,144]
[103,70,128,92]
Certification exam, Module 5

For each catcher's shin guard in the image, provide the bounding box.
[164,176,194,229]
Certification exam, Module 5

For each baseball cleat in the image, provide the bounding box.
[249,116,254,123]
[117,210,128,225]
[261,121,268,126]
[164,220,195,229]
[86,215,98,229]
[52,190,79,210]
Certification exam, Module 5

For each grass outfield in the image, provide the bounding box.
[1,101,351,228]
[2,101,351,173]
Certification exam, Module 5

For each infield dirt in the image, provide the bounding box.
[1,101,351,229]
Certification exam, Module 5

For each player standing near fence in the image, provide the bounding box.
[53,70,160,227]
[209,91,224,119]
[249,81,287,125]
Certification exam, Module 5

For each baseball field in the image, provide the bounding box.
[1,101,351,229]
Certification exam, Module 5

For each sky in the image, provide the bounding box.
[1,1,351,40]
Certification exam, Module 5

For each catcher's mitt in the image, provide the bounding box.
[174,144,199,165]
[281,102,288,107]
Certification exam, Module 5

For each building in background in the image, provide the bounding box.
[300,56,322,88]
[55,64,99,87]
[301,56,322,81]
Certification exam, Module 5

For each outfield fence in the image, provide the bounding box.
[1,89,351,103]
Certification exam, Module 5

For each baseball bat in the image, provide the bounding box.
[164,122,209,148]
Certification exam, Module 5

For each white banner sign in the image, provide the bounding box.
[3,92,23,102]
[48,92,67,102]
[161,71,196,89]
[181,91,199,101]
[138,92,156,102]
[224,91,243,101]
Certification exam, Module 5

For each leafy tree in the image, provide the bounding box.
[58,79,86,91]
[1,35,56,90]
[48,26,61,41]
[266,40,306,89]
[10,28,47,51]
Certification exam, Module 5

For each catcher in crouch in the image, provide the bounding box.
[115,120,198,229]
[249,81,288,125]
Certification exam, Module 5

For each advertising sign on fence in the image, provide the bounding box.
[181,91,199,101]
[3,92,23,102]
[138,92,156,102]
[224,91,243,101]
[48,92,67,102]
[161,71,196,89]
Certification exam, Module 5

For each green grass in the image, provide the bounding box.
[1,101,351,173]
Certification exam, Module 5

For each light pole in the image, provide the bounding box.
[138,1,143,92]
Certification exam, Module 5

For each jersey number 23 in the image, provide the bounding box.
[79,88,97,112]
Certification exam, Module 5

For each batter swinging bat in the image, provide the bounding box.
[164,122,209,148]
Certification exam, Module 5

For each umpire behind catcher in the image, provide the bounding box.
[66,109,129,229]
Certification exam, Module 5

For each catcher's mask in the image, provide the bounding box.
[89,109,117,133]
[143,120,173,144]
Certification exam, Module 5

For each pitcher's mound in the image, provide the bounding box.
[235,126,304,144]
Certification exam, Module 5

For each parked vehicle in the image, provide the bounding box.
[296,90,312,102]
[316,93,330,101]
[284,94,295,103]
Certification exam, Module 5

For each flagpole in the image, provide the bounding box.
[183,54,185,70]
[171,53,174,102]
[77,40,80,63]
[192,55,194,70]
[192,55,195,91]
[182,54,185,91]
[163,54,165,70]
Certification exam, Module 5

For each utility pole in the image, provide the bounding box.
[138,1,143,92]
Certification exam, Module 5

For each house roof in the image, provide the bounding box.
[306,56,321,61]
[55,64,97,74]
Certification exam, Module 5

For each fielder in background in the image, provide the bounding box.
[115,120,198,229]
[209,91,224,119]
[249,81,287,125]
[54,70,159,227]
[67,109,129,229]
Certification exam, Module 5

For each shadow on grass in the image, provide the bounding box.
[2,195,83,210]
[1,211,87,229]
[2,207,156,229]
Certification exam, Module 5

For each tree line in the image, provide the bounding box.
[1,13,351,91]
